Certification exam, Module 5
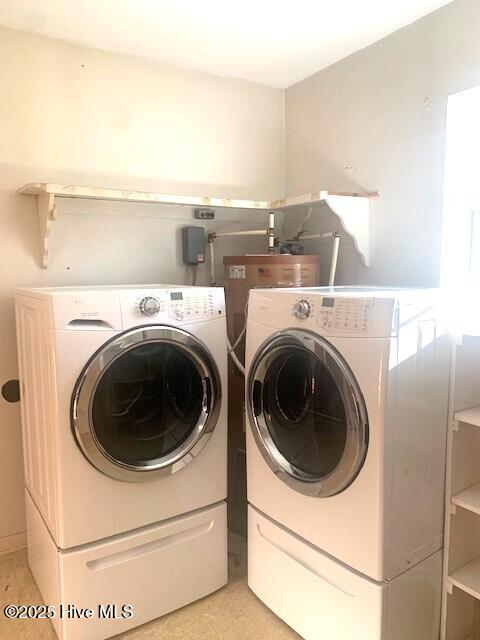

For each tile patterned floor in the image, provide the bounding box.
[0,547,300,639]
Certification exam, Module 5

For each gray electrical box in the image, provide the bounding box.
[182,226,206,265]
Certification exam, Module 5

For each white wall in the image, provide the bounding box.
[0,26,284,553]
[284,0,480,286]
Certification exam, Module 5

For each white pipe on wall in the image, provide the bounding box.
[300,231,335,240]
[207,216,275,285]
[209,240,215,285]
[212,229,267,238]
[297,230,340,285]
[268,211,275,253]
[329,234,340,286]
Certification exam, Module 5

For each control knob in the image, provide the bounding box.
[292,299,311,320]
[139,296,161,316]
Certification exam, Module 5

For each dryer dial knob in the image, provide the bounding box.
[292,299,311,320]
[139,296,161,316]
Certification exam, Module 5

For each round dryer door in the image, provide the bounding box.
[72,326,221,481]
[247,329,368,497]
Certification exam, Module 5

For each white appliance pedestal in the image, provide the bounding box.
[248,505,442,640]
[26,491,228,640]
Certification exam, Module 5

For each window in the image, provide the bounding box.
[441,86,480,291]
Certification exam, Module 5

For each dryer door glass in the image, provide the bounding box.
[248,330,368,497]
[72,326,221,481]
[263,348,347,477]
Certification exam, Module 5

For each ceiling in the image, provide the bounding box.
[0,0,452,88]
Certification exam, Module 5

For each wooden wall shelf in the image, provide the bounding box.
[19,182,378,269]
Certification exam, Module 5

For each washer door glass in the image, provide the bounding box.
[72,326,221,481]
[248,330,368,497]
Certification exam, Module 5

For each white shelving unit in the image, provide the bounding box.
[18,182,378,268]
[454,407,480,429]
[452,482,480,516]
[450,556,480,601]
[442,336,480,640]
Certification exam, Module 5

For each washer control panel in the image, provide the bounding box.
[121,289,223,326]
[317,297,374,332]
[167,290,213,322]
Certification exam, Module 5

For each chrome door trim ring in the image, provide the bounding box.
[247,329,368,497]
[71,325,221,482]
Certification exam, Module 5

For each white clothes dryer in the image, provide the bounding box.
[15,285,228,640]
[245,287,451,640]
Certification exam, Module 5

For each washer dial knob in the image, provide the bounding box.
[292,299,311,320]
[139,296,161,316]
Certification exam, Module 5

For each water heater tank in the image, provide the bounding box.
[223,254,320,344]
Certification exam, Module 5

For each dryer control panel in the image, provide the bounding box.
[316,296,374,332]
[290,295,374,332]
[248,289,399,338]
[120,288,224,326]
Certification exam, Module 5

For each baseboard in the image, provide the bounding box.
[0,530,26,556]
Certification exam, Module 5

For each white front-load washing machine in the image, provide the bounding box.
[15,285,228,640]
[245,287,451,640]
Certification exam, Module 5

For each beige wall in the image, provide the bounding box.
[0,26,284,553]
[284,0,480,286]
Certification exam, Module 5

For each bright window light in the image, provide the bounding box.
[441,86,480,290]
[441,85,480,334]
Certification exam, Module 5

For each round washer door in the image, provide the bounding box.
[72,326,221,481]
[247,329,368,497]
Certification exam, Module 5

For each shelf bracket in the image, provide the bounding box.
[37,193,57,269]
[446,579,454,596]
[449,502,457,516]
[323,195,370,266]
[451,418,460,432]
